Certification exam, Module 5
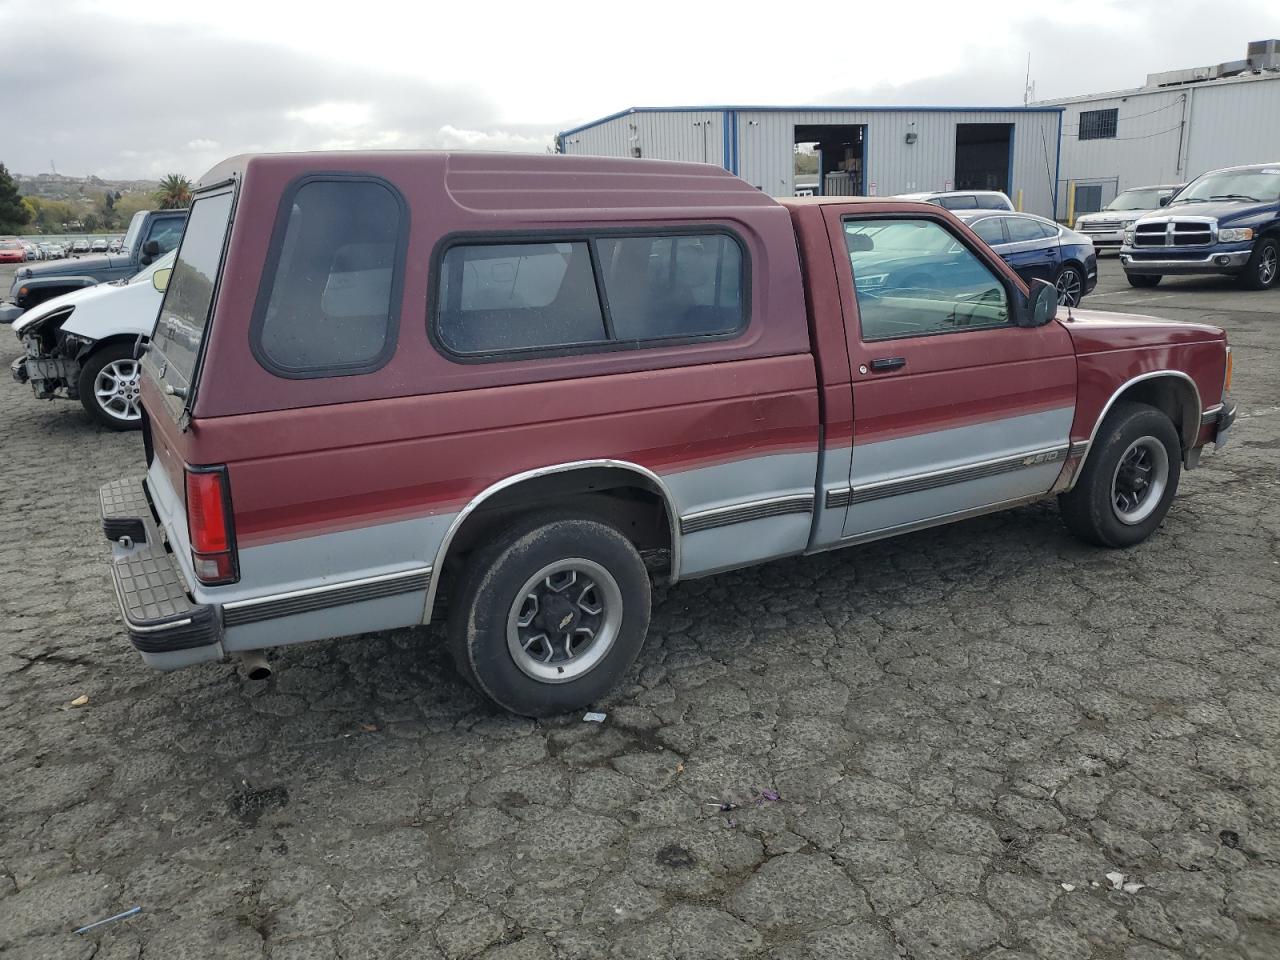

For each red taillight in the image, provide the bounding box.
[185,467,238,585]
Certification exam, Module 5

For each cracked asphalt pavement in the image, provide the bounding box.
[1,258,1278,959]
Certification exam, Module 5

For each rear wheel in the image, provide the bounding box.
[1125,273,1161,288]
[78,342,144,431]
[1237,237,1278,291]
[1059,401,1181,548]
[1055,264,1085,306]
[447,512,652,717]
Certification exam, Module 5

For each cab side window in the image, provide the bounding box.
[845,218,1010,342]
[433,230,746,359]
[146,218,186,256]
[252,177,407,377]
[1005,216,1057,243]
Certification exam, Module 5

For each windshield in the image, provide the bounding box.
[128,249,176,285]
[1107,189,1169,210]
[148,190,233,412]
[1177,169,1280,204]
[121,211,146,256]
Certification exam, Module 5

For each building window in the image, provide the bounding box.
[1078,108,1118,141]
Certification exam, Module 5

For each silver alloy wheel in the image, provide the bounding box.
[1110,435,1170,525]
[1056,267,1083,306]
[506,558,623,684]
[1261,244,1278,285]
[94,358,143,422]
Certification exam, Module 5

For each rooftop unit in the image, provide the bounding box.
[1146,39,1280,87]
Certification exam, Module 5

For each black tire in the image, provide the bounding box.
[1125,273,1161,288]
[1059,401,1182,548]
[1237,237,1279,291]
[1055,263,1085,306]
[77,342,144,431]
[447,512,652,717]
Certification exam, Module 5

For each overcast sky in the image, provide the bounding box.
[3,0,1278,180]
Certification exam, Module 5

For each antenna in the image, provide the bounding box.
[1023,53,1035,105]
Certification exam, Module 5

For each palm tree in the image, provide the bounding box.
[155,174,192,210]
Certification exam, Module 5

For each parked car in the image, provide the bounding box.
[19,241,41,261]
[1121,162,1280,289]
[99,151,1234,716]
[11,251,175,428]
[1074,184,1183,250]
[91,238,110,252]
[3,209,187,320]
[71,239,90,254]
[894,189,1015,211]
[957,211,1098,305]
[0,239,25,263]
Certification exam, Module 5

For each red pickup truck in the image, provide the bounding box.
[101,152,1234,716]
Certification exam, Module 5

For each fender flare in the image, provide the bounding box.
[421,459,682,625]
[1069,370,1203,489]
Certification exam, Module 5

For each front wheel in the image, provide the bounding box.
[78,343,144,430]
[1055,264,1085,306]
[1237,237,1279,291]
[447,512,652,717]
[1059,401,1181,548]
[1125,273,1161,288]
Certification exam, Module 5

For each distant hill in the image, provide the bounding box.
[16,172,159,202]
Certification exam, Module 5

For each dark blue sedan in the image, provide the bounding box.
[957,211,1098,306]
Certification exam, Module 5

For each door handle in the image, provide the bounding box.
[869,356,906,372]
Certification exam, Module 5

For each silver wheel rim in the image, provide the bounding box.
[1110,436,1169,525]
[94,358,143,422]
[1260,246,1277,285]
[506,558,623,684]
[1056,268,1082,305]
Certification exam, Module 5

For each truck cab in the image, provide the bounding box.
[98,152,1233,717]
[4,208,187,318]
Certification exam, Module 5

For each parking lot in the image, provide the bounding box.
[0,256,1277,959]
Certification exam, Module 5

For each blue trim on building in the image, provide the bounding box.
[557,103,1066,140]
[1007,123,1016,201]
[722,111,731,170]
[1052,110,1063,217]
[732,111,740,175]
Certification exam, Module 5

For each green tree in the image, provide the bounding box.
[155,174,192,210]
[0,163,32,233]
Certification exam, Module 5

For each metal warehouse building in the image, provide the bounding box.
[1039,39,1280,219]
[557,106,1064,217]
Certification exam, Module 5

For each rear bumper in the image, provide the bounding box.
[100,477,225,670]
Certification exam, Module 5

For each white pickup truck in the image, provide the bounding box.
[11,251,174,429]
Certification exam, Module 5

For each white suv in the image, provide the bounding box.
[1074,184,1182,249]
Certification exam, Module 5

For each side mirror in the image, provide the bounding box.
[846,233,874,252]
[1015,280,1059,327]
[142,239,161,257]
[152,267,172,293]
[1158,195,1172,207]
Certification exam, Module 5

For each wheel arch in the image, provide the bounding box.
[1075,371,1202,483]
[423,460,681,625]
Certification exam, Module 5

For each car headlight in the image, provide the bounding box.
[1121,219,1137,228]
[1218,227,1254,243]
[1123,228,1135,245]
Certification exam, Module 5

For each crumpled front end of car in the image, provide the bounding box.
[10,307,92,400]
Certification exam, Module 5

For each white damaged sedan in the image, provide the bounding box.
[11,251,174,430]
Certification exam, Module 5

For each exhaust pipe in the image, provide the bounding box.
[236,651,272,682]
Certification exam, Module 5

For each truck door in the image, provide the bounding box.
[821,205,1077,542]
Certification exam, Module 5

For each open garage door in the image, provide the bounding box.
[794,124,865,196]
[955,123,1013,193]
